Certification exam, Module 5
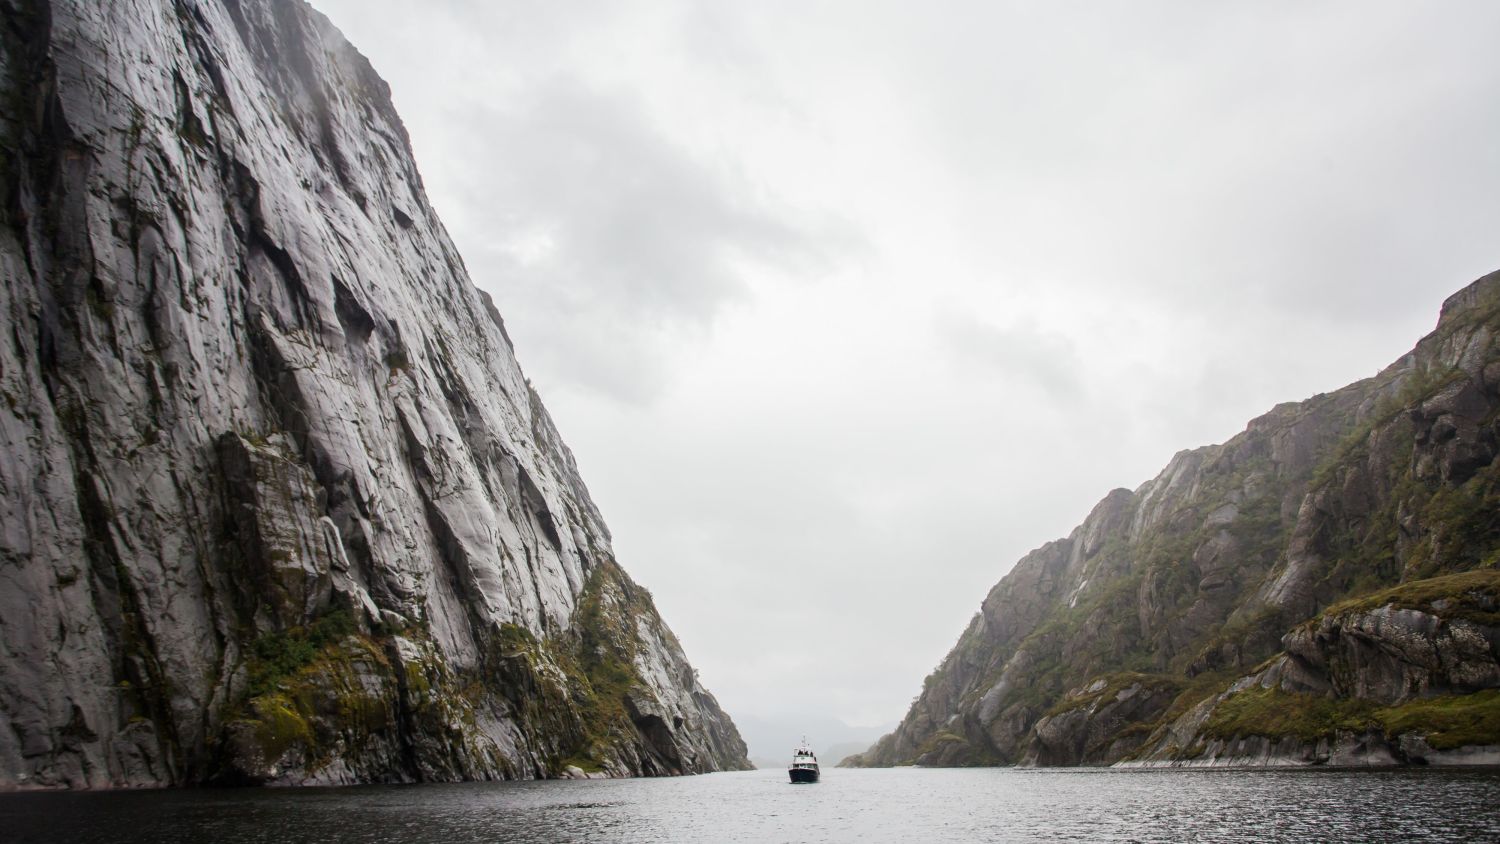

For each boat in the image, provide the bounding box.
[788,739,820,784]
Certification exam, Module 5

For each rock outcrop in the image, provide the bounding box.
[0,0,748,788]
[846,271,1500,769]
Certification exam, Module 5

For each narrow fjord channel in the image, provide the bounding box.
[6,767,1499,843]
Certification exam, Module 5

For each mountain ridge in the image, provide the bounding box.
[847,269,1500,769]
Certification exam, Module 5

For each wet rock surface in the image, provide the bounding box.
[847,272,1500,769]
[0,0,748,787]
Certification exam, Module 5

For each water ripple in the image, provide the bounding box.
[3,766,1499,843]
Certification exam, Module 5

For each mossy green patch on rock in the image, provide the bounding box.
[1203,686,1500,751]
[541,560,654,773]
[220,614,397,780]
[1316,570,1500,627]
[1158,670,1239,728]
[246,610,357,697]
[1204,687,1377,744]
[1411,476,1500,577]
[245,693,314,762]
[437,558,674,778]
[1045,673,1182,718]
[913,729,985,764]
[498,622,538,656]
[1378,689,1500,749]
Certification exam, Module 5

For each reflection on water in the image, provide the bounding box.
[3,766,1499,843]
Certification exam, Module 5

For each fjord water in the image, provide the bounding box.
[5,768,1499,843]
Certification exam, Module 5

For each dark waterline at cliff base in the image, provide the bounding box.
[4,767,1499,843]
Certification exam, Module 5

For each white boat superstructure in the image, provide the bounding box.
[788,739,820,783]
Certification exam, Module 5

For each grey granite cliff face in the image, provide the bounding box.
[847,272,1500,769]
[0,0,748,787]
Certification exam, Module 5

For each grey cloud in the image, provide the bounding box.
[311,0,1500,731]
[936,310,1085,402]
[439,76,842,402]
[883,1,1500,325]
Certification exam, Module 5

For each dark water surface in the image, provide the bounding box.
[5,767,1499,843]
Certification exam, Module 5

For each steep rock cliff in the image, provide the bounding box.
[848,271,1500,768]
[0,0,748,787]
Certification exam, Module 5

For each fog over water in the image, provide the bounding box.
[309,0,1500,734]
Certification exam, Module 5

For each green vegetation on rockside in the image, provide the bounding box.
[1205,687,1500,751]
[858,272,1500,768]
[222,610,396,780]
[215,558,684,781]
[1313,569,1500,628]
[245,611,358,698]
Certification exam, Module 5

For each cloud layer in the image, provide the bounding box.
[313,0,1500,731]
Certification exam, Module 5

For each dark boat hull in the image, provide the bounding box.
[789,767,819,784]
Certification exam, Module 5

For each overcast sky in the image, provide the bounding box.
[310,0,1500,731]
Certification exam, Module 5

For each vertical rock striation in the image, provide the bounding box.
[0,0,748,787]
[848,271,1500,769]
